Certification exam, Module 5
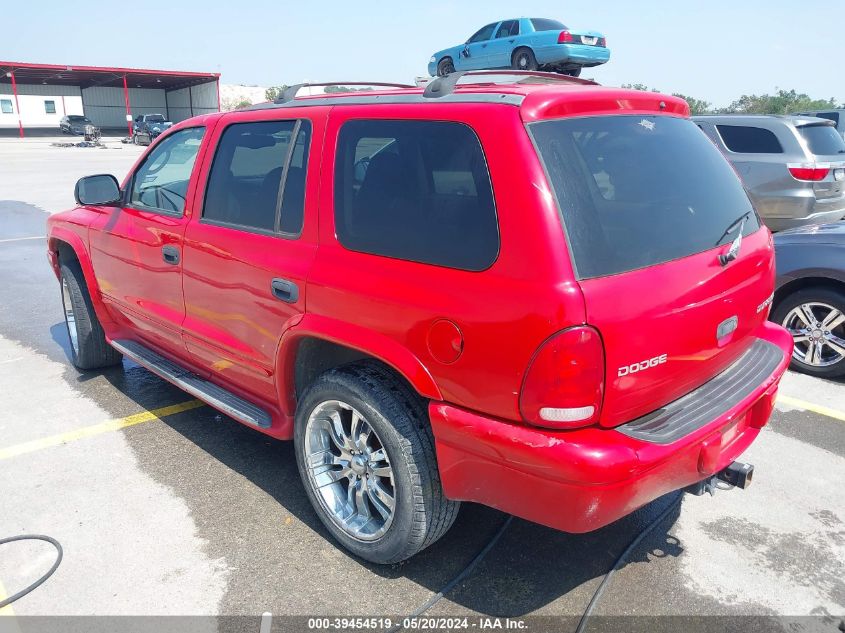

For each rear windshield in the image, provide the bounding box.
[530,115,759,279]
[531,18,567,31]
[798,124,845,156]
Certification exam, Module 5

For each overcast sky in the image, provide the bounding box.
[6,0,843,107]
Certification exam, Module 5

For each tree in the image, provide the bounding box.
[265,85,288,101]
[671,93,712,115]
[221,96,255,111]
[324,85,374,93]
[719,89,841,114]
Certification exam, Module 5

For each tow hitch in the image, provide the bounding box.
[685,461,754,496]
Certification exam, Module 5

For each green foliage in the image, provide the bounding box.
[671,93,712,116]
[717,89,841,114]
[265,85,288,101]
[324,85,374,93]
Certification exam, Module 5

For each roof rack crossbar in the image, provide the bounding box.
[276,81,416,104]
[423,69,596,99]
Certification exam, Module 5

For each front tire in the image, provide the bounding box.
[60,259,123,370]
[437,57,455,77]
[512,47,538,71]
[294,362,459,564]
[771,287,845,378]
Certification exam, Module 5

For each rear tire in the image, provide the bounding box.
[771,287,845,378]
[294,362,459,564]
[437,57,455,77]
[512,47,538,71]
[564,67,582,77]
[60,259,123,370]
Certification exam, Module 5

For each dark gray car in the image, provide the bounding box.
[694,115,845,231]
[772,221,845,377]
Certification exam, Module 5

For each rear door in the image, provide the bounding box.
[180,109,323,404]
[530,114,775,426]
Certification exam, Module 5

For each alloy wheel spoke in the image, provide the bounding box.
[822,310,845,331]
[799,304,817,326]
[353,478,371,520]
[368,478,395,513]
[808,341,822,365]
[367,485,393,520]
[370,464,392,478]
[824,334,845,357]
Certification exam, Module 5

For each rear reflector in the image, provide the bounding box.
[520,326,605,430]
[558,30,574,43]
[788,163,830,181]
[598,37,607,47]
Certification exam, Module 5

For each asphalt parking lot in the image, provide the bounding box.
[0,138,843,632]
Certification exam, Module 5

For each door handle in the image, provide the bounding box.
[271,278,299,304]
[508,39,515,43]
[162,245,180,265]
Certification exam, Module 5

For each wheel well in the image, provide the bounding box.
[293,337,420,402]
[773,277,845,311]
[54,240,78,266]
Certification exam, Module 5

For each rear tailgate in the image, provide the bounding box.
[796,121,845,200]
[529,113,777,428]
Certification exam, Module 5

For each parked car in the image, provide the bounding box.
[132,113,173,145]
[795,108,845,139]
[772,221,845,378]
[47,74,792,564]
[428,18,609,78]
[59,115,93,135]
[694,115,845,232]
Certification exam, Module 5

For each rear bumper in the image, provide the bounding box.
[430,321,792,533]
[535,44,610,67]
[763,198,845,232]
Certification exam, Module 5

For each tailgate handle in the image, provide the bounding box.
[271,278,299,304]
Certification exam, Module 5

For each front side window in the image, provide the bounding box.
[716,125,783,154]
[129,127,205,214]
[44,100,56,114]
[1,99,13,114]
[468,23,497,43]
[203,119,311,234]
[530,115,758,279]
[334,119,499,271]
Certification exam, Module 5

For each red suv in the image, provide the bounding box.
[47,72,793,564]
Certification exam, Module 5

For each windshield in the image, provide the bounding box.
[146,114,166,122]
[68,116,90,122]
[798,124,845,155]
[530,115,759,279]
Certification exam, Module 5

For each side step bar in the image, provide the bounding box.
[111,339,272,429]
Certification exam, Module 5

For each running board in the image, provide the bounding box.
[111,339,272,429]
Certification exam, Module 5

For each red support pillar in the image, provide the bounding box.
[122,75,132,138]
[9,71,23,138]
[216,77,221,112]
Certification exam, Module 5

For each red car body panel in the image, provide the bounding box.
[431,321,792,532]
[46,81,793,534]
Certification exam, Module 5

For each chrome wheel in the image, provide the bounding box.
[303,400,396,541]
[61,277,79,356]
[782,302,845,367]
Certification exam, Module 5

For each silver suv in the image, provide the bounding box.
[694,115,845,231]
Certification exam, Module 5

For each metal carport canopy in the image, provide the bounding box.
[0,60,220,137]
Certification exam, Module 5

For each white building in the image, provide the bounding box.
[1,61,220,136]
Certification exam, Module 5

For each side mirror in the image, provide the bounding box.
[75,174,121,206]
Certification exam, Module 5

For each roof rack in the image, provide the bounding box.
[423,70,597,99]
[275,82,416,104]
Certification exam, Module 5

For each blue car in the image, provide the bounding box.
[428,18,609,78]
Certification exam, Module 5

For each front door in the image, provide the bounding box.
[88,126,207,357]
[180,112,321,404]
[459,22,499,70]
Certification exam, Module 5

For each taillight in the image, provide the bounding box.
[598,37,607,47]
[519,326,605,430]
[788,163,830,181]
[558,30,574,43]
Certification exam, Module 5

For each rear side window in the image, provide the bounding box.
[797,124,845,156]
[716,125,783,154]
[203,120,311,234]
[496,20,519,37]
[531,18,567,31]
[334,120,498,271]
[530,115,759,279]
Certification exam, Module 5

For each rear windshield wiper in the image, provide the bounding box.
[716,211,750,266]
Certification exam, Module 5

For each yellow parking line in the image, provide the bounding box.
[0,578,17,619]
[777,394,845,423]
[0,400,205,461]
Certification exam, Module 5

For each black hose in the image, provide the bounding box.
[575,493,684,633]
[388,515,514,632]
[0,535,63,608]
